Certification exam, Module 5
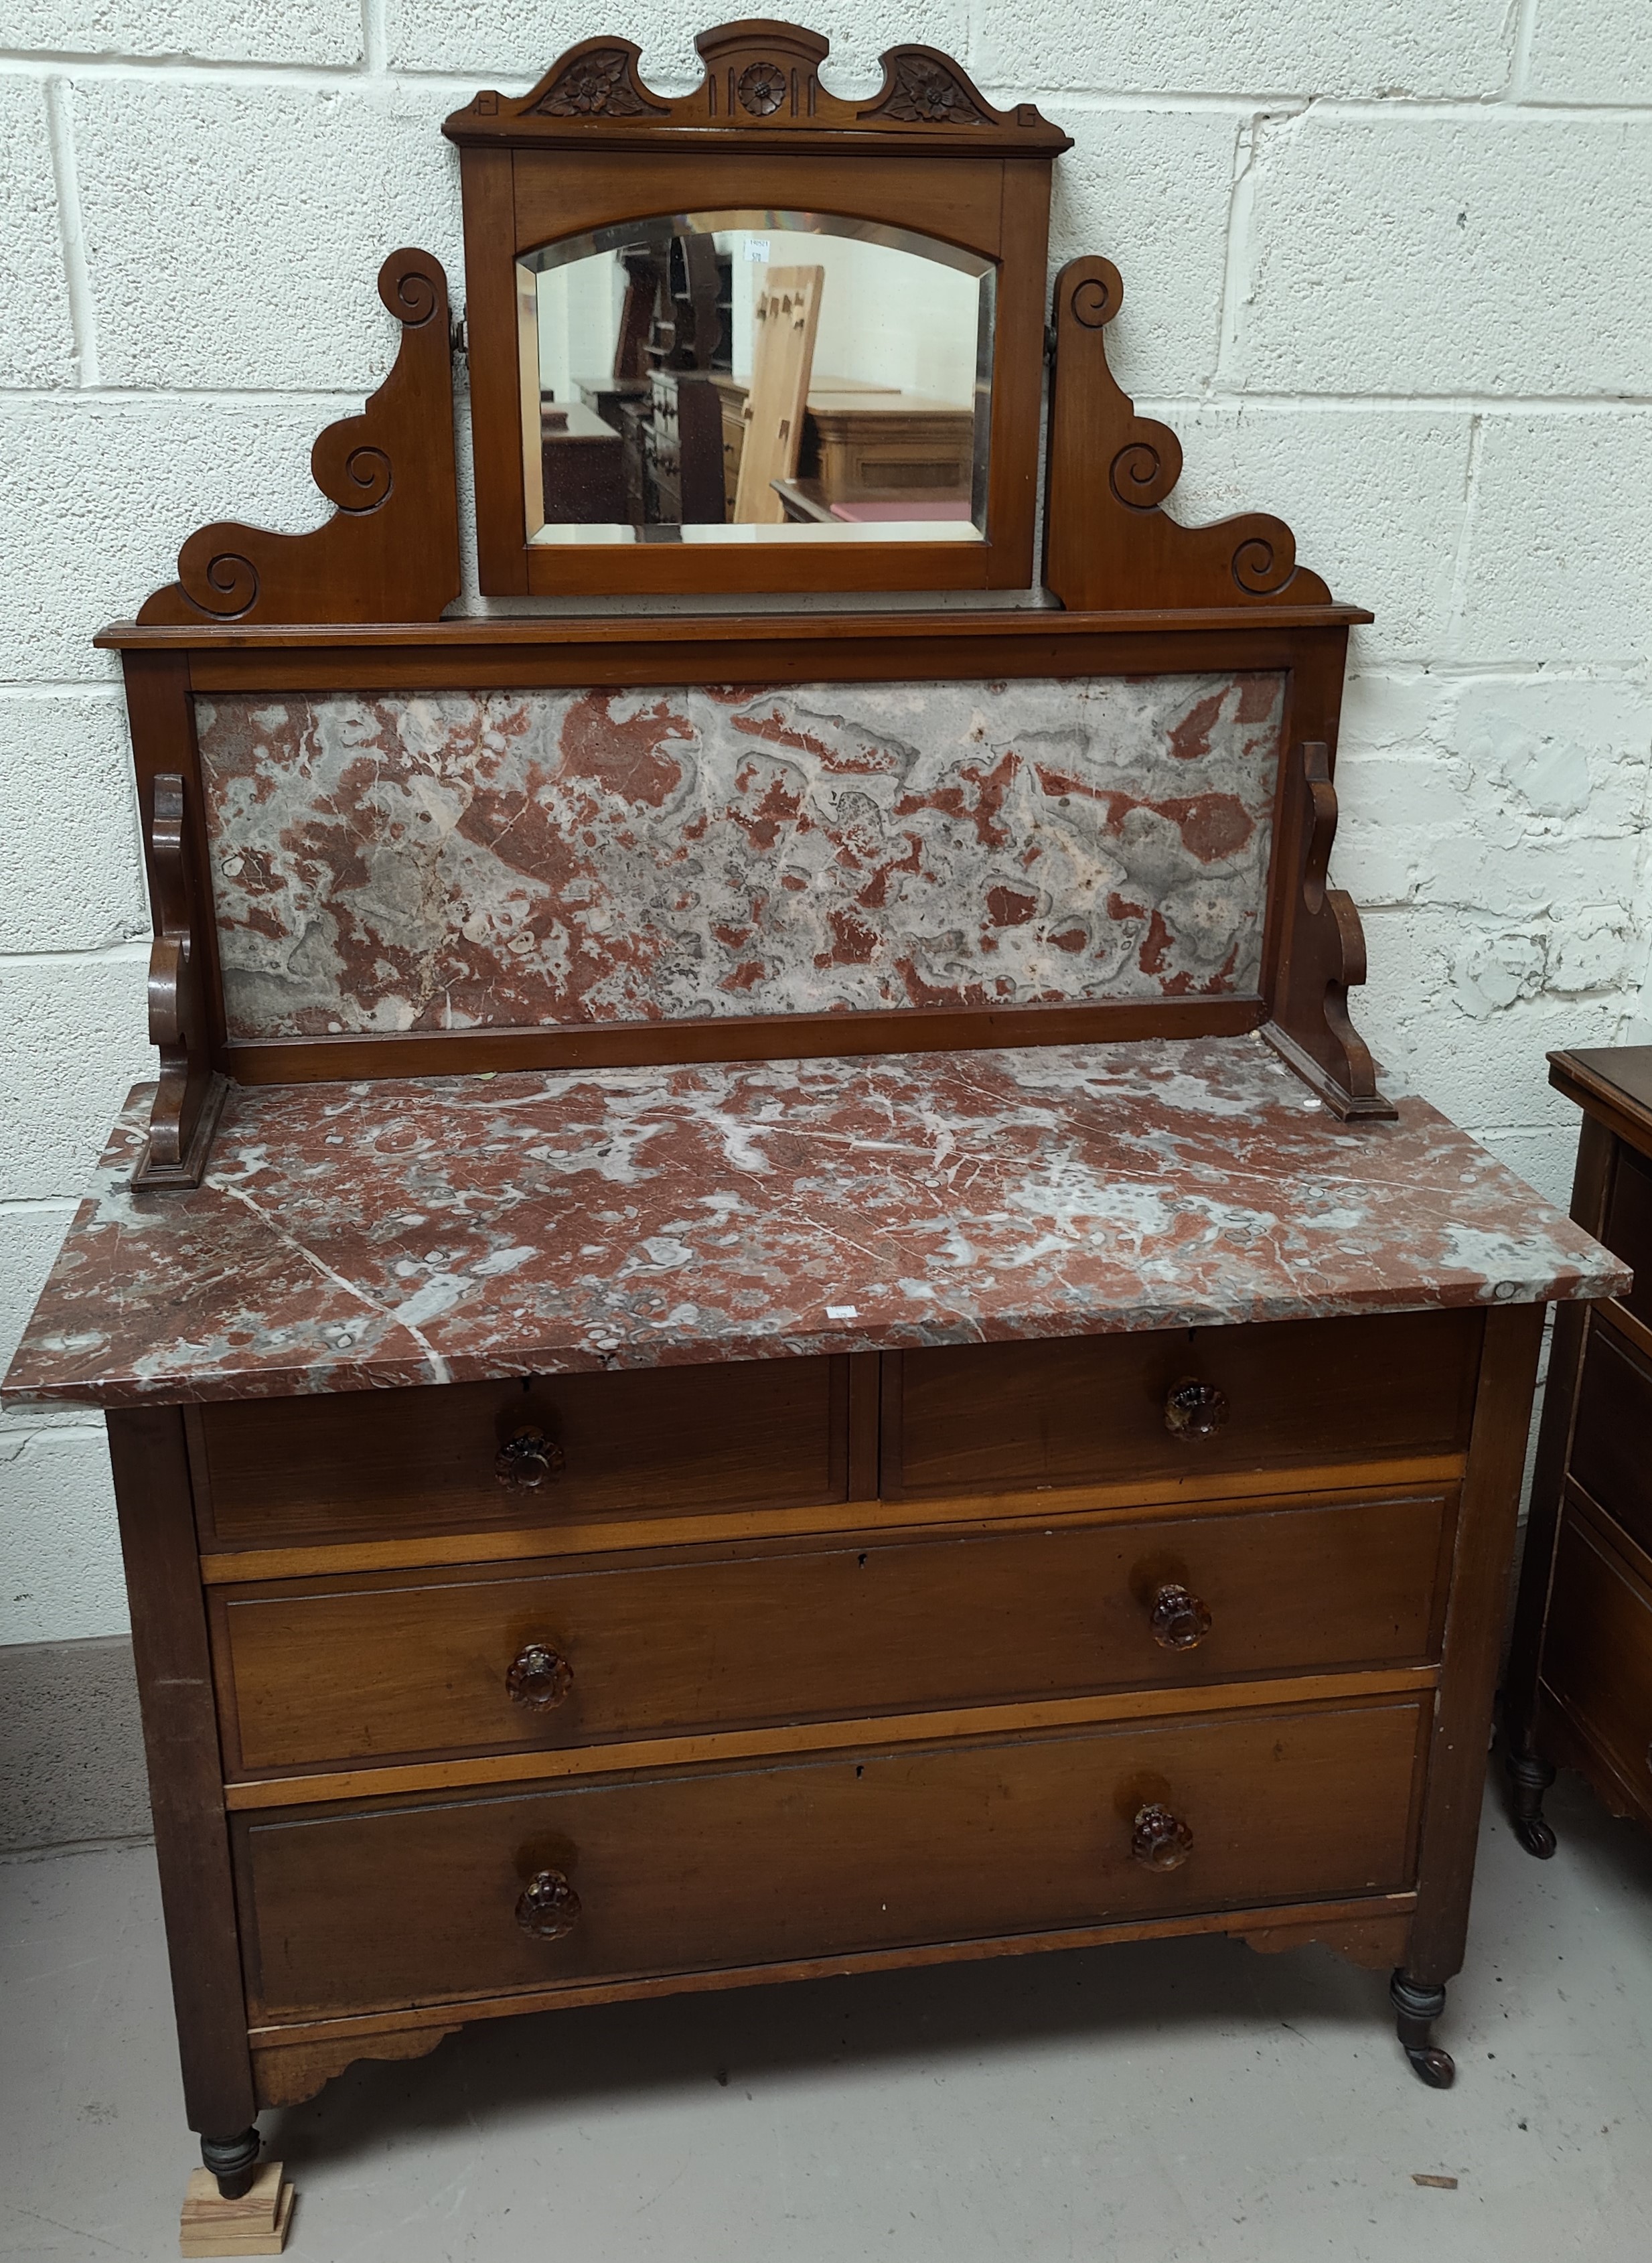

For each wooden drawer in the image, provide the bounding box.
[236,1698,1426,2020]
[1570,1319,1652,1556]
[216,1488,1452,1774]
[1541,1514,1652,1813]
[194,1356,851,1548]
[887,1310,1481,1500]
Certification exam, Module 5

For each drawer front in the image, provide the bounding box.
[1570,1319,1652,1556]
[237,1699,1425,2020]
[1542,1515,1652,1810]
[198,1356,848,1546]
[890,1310,1481,1500]
[218,1489,1451,1773]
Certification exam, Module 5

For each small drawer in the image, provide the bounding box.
[887,1309,1481,1500]
[236,1698,1426,2021]
[1541,1514,1652,1812]
[1570,1319,1652,1556]
[194,1355,850,1548]
[214,1488,1452,1775]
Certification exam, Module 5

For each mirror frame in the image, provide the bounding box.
[444,17,1070,599]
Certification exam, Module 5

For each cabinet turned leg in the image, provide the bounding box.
[201,2127,260,2201]
[1506,1746,1558,1860]
[1390,1972,1454,2089]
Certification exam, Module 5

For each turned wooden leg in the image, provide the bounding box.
[1390,1971,1454,2089]
[1505,1745,1558,1860]
[201,2127,260,2202]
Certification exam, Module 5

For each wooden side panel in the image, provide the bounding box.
[1503,1112,1615,1753]
[1406,1299,1545,1982]
[106,1407,254,2138]
[1569,1319,1652,1557]
[235,1698,1426,2021]
[1538,1514,1652,1828]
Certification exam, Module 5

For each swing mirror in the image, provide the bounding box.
[522,212,994,548]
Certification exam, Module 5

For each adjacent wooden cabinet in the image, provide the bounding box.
[1505,1047,1652,1851]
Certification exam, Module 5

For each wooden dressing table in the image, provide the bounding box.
[1,20,1624,2243]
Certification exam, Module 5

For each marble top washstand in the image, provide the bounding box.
[3,1035,1626,1411]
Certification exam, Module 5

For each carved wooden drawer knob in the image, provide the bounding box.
[1148,1583,1213,1651]
[1131,1802,1195,1872]
[506,1642,573,1710]
[1163,1378,1228,1441]
[495,1425,565,1490]
[515,1869,581,1939]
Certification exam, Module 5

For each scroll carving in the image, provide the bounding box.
[445,21,1067,153]
[1043,255,1330,612]
[252,2026,461,2112]
[137,250,458,628]
[529,42,668,118]
[134,773,228,1190]
[860,51,994,127]
[1262,742,1396,1122]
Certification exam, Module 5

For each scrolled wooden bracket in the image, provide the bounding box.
[1043,255,1331,612]
[137,249,459,628]
[133,773,227,1191]
[1262,740,1396,1123]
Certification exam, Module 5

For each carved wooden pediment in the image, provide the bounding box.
[443,19,1070,156]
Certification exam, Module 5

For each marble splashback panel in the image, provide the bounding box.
[195,673,1286,1039]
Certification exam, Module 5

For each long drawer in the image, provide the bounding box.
[214,1487,1452,1774]
[194,1356,850,1548]
[887,1309,1481,1500]
[235,1698,1426,2021]
[1541,1512,1652,1816]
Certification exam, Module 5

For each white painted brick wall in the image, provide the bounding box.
[1,3,1649,1643]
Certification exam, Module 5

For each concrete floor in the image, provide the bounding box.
[3,1761,1650,2263]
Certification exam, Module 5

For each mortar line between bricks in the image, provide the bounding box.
[361,0,387,76]
[7,387,1650,414]
[41,76,96,390]
[0,1199,79,1218]
[1443,413,1487,659]
[1507,0,1543,103]
[0,52,1649,119]
[0,942,151,969]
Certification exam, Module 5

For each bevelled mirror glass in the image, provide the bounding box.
[518,212,993,546]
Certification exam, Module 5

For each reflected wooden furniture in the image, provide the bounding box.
[732,266,824,524]
[538,399,625,524]
[717,376,972,516]
[1,16,1629,2246]
[1504,1047,1652,1853]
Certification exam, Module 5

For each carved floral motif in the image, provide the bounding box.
[873,53,990,126]
[530,46,656,118]
[737,61,788,116]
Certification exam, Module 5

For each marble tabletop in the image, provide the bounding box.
[2,1035,1627,1409]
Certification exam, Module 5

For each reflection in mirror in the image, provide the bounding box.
[519,213,993,546]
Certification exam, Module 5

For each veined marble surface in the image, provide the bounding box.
[196,674,1285,1038]
[3,1037,1625,1408]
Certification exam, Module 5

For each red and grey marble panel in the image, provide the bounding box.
[194,674,1286,1039]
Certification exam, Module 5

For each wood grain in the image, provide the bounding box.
[233,1697,1428,2021]
[887,1309,1481,1499]
[197,1456,1469,1587]
[107,1406,256,2138]
[212,1489,1452,1773]
[221,1667,1437,1811]
[196,1356,848,1548]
